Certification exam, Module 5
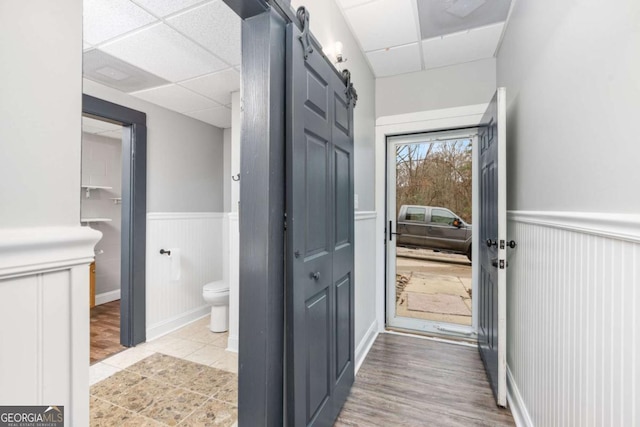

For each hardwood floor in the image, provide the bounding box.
[90,300,125,365]
[336,333,514,427]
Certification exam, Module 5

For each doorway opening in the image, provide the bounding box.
[386,128,479,339]
[82,115,126,363]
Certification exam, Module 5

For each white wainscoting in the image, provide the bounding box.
[506,211,640,427]
[354,211,379,372]
[146,213,224,340]
[0,226,101,426]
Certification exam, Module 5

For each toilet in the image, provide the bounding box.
[202,280,230,332]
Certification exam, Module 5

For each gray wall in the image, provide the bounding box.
[0,0,82,228]
[83,79,225,213]
[498,0,640,213]
[376,58,496,118]
[81,132,123,295]
[292,0,377,212]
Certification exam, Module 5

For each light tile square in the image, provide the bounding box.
[167,1,241,66]
[131,84,220,113]
[422,23,504,69]
[100,23,228,82]
[84,0,157,45]
[345,0,418,51]
[89,362,121,386]
[179,69,240,105]
[102,346,156,369]
[366,43,422,77]
[183,344,227,366]
[132,0,207,17]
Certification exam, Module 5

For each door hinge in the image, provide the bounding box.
[499,259,505,269]
[284,212,287,231]
[499,239,505,249]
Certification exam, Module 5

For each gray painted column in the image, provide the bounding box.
[237,8,287,427]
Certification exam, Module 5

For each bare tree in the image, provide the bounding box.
[396,140,472,223]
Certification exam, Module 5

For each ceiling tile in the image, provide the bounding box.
[421,23,504,69]
[100,23,228,82]
[366,43,422,77]
[184,106,232,128]
[337,0,376,9]
[83,0,157,45]
[167,1,241,66]
[345,0,418,51]
[417,0,511,38]
[131,84,219,113]
[131,0,208,17]
[179,69,240,104]
[83,49,170,92]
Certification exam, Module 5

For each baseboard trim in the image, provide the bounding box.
[355,320,379,374]
[508,210,640,243]
[95,289,121,306]
[146,305,210,341]
[507,366,534,427]
[226,335,238,353]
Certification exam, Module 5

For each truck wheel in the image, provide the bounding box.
[466,246,472,262]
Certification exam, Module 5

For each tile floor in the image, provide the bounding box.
[90,315,238,426]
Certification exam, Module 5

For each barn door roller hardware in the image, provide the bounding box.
[342,69,358,107]
[296,6,313,60]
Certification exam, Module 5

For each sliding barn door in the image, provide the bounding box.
[285,16,355,427]
[478,87,507,407]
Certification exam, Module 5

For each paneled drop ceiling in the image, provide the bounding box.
[337,0,512,78]
[83,0,241,129]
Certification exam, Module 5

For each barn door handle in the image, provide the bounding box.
[486,239,497,248]
[311,272,321,281]
[491,258,499,268]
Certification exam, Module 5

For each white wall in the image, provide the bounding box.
[0,1,101,425]
[506,213,640,427]
[376,59,496,118]
[498,0,640,424]
[223,128,232,212]
[81,133,122,296]
[0,1,82,228]
[291,0,377,212]
[498,0,640,213]
[83,79,225,213]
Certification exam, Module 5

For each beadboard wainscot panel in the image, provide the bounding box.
[146,213,224,340]
[506,211,640,427]
[354,211,378,372]
[0,226,102,426]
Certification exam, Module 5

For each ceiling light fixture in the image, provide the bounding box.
[334,41,347,64]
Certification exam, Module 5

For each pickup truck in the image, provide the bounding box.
[396,205,472,261]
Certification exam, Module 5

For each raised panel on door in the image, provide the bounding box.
[286,17,355,427]
[478,88,507,407]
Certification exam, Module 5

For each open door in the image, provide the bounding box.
[285,9,356,426]
[478,87,507,407]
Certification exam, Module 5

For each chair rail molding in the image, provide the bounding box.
[0,226,102,279]
[508,210,640,242]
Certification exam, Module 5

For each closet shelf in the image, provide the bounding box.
[81,218,112,224]
[81,184,113,198]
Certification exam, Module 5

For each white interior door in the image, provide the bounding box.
[477,87,507,407]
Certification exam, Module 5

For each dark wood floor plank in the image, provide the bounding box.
[336,333,514,426]
[90,300,125,364]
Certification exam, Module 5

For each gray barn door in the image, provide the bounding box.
[285,13,355,426]
[478,87,507,407]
